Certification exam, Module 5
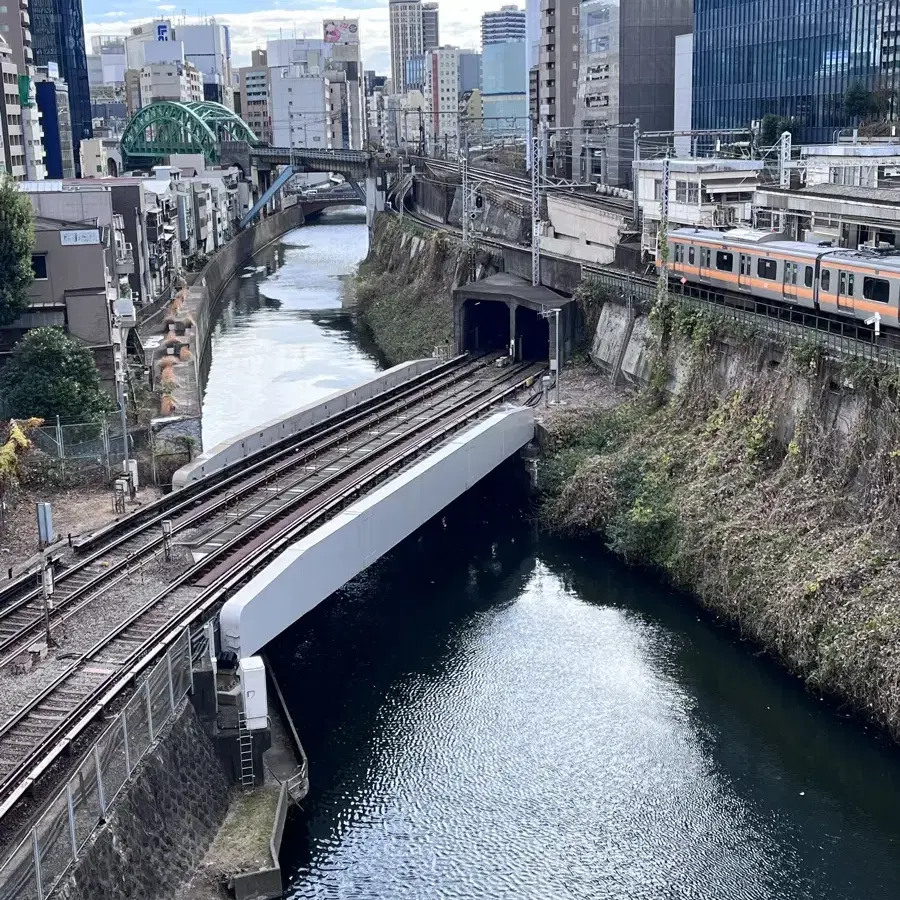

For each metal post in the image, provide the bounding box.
[32,827,43,900]
[461,127,470,247]
[115,317,129,479]
[554,309,561,405]
[122,710,132,775]
[93,744,107,819]
[101,417,110,480]
[531,130,542,287]
[779,130,792,189]
[55,415,63,460]
[632,118,641,225]
[166,650,176,713]
[65,783,78,857]
[145,678,154,744]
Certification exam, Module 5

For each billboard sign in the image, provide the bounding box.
[323,19,359,44]
[157,22,169,41]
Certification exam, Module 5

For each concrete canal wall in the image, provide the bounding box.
[51,702,229,900]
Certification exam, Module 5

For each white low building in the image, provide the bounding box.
[637,158,764,260]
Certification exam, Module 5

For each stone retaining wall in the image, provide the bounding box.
[51,701,229,900]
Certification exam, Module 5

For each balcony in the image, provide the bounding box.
[20,9,28,25]
[116,242,134,275]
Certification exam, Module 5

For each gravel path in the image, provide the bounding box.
[534,362,630,432]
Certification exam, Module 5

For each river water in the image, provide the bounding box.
[204,209,900,899]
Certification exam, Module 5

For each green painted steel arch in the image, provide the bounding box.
[120,100,259,164]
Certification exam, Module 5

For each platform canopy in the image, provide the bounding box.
[120,101,259,165]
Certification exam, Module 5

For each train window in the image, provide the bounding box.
[783,263,797,285]
[757,258,777,280]
[688,246,695,265]
[805,266,813,288]
[673,243,683,263]
[716,251,734,271]
[821,269,831,291]
[863,276,890,304]
[839,271,855,296]
[700,248,711,267]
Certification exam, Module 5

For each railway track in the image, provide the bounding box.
[0,355,506,672]
[0,357,544,823]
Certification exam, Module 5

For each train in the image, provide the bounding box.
[663,227,900,329]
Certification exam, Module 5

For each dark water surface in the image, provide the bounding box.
[203,209,900,899]
[270,467,900,900]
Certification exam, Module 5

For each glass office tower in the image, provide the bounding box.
[31,0,91,174]
[693,0,896,143]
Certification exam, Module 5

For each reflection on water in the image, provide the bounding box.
[271,466,900,900]
[201,209,380,450]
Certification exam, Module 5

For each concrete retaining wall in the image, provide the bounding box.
[219,406,536,658]
[230,783,286,900]
[172,358,441,487]
[51,701,229,900]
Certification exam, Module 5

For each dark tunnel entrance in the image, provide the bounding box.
[462,299,509,354]
[514,306,550,361]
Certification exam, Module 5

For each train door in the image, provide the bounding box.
[699,246,711,281]
[738,253,752,292]
[837,269,856,314]
[783,261,798,302]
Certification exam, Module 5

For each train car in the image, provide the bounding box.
[664,227,900,330]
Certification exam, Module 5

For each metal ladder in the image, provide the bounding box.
[238,713,255,789]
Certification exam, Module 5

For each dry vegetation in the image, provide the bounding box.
[353,215,485,365]
[543,300,900,737]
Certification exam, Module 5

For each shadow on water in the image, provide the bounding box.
[269,461,900,900]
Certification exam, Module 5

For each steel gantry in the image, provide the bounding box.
[120,100,259,165]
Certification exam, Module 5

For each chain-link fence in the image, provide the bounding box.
[0,629,193,900]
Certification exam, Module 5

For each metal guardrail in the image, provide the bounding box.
[0,629,192,900]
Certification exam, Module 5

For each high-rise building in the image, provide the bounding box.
[177,23,233,109]
[0,0,32,73]
[35,66,75,179]
[573,0,692,186]
[537,0,579,133]
[482,6,526,46]
[693,0,897,144]
[423,3,440,50]
[424,46,461,154]
[458,50,482,94]
[88,36,126,89]
[239,50,271,144]
[482,41,526,128]
[31,0,91,175]
[390,0,425,93]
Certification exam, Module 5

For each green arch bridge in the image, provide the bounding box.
[120,100,259,165]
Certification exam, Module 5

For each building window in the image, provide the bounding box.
[864,276,890,304]
[31,254,47,279]
[757,258,777,281]
[675,180,699,203]
[716,251,734,272]
[653,179,662,200]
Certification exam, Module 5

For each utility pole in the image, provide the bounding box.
[115,317,131,484]
[632,117,641,226]
[461,122,470,247]
[531,130,541,287]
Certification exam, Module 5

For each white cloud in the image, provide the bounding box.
[85,2,497,73]
[158,4,176,9]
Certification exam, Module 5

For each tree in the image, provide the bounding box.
[0,176,34,327]
[0,328,112,420]
[844,81,873,121]
[760,114,798,148]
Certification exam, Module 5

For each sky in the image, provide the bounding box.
[83,0,504,74]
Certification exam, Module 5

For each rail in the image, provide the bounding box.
[0,629,192,900]
[0,356,543,843]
